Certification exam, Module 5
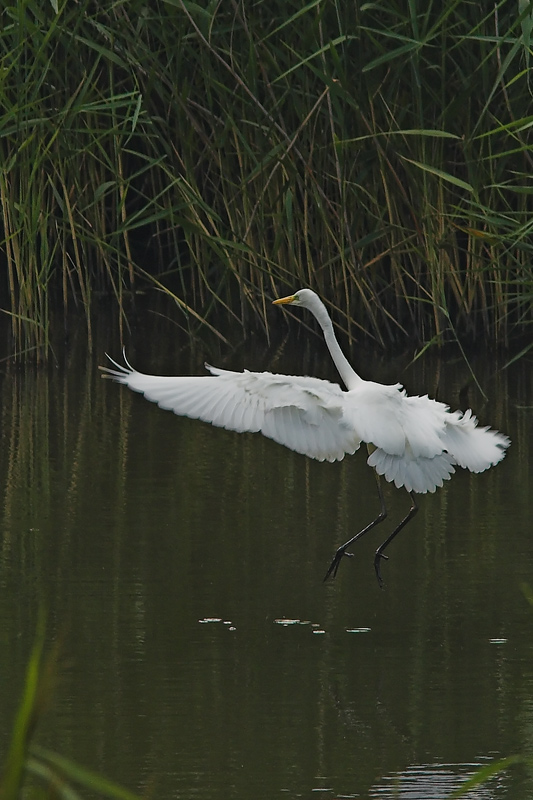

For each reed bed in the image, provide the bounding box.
[1,0,532,360]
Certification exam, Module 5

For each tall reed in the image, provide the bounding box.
[0,0,532,360]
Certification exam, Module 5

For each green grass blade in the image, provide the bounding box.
[450,756,526,798]
[400,156,475,192]
[29,747,142,800]
[0,612,46,799]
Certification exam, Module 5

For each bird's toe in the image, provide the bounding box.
[373,551,389,587]
[323,548,353,581]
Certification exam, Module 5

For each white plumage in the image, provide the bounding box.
[101,288,510,584]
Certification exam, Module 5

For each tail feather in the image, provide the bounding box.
[443,410,510,472]
[367,449,456,494]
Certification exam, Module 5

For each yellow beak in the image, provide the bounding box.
[272,294,296,305]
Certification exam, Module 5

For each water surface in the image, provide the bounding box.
[0,330,531,799]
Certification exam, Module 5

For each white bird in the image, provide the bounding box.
[101,288,510,585]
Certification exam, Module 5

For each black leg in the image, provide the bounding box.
[324,470,387,581]
[374,491,418,587]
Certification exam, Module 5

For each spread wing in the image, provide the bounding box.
[101,355,362,463]
[101,355,510,493]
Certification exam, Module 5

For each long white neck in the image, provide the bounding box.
[309,297,362,391]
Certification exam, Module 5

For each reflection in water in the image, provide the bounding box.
[369,761,502,798]
[0,344,532,800]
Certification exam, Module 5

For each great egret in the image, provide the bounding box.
[101,288,510,585]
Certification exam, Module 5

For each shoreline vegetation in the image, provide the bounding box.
[1,1,532,362]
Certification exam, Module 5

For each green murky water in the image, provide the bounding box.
[1,329,532,799]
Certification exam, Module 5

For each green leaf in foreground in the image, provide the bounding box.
[0,614,142,800]
[28,747,142,800]
[450,755,527,798]
[0,612,47,799]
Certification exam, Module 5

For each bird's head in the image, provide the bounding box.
[272,288,318,309]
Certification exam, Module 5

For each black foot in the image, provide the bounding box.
[323,548,354,581]
[374,551,389,588]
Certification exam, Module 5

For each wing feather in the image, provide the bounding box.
[101,357,362,462]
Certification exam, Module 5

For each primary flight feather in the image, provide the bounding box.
[101,288,510,585]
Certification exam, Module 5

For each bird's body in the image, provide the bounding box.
[101,288,510,584]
